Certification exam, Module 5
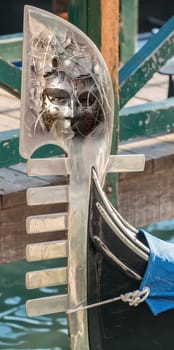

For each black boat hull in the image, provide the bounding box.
[87,171,174,350]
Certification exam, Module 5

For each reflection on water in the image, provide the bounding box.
[0,218,174,349]
[0,259,69,349]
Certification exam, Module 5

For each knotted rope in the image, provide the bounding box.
[67,286,150,314]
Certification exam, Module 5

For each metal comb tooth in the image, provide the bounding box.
[26,294,68,317]
[25,154,69,318]
[26,267,68,289]
[26,240,68,262]
[27,185,68,206]
[26,212,68,234]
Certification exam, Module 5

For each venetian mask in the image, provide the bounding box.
[20,7,114,158]
[41,60,103,138]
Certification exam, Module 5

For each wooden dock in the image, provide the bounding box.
[0,72,174,263]
[125,72,169,107]
[118,132,174,227]
[0,88,20,131]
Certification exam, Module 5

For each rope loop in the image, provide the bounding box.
[120,287,150,307]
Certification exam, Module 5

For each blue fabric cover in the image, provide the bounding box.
[139,229,174,316]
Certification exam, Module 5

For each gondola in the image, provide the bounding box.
[86,168,174,350]
[20,6,174,350]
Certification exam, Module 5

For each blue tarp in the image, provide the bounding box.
[140,229,174,316]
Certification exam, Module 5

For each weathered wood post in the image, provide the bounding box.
[68,0,119,204]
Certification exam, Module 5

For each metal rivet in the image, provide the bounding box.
[107,185,112,194]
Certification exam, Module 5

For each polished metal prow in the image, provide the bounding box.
[20,6,145,350]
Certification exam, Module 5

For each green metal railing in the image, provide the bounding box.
[119,16,174,108]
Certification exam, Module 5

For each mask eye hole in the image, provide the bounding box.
[78,91,96,107]
[45,88,70,105]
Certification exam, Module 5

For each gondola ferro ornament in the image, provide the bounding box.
[19,6,174,350]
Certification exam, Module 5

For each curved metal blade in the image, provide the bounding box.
[20,5,114,177]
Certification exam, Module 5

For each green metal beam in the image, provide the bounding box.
[0,129,65,168]
[120,98,174,141]
[0,129,22,167]
[68,0,88,34]
[0,33,22,62]
[0,58,21,97]
[86,0,101,48]
[68,0,101,48]
[119,16,174,109]
[119,0,138,64]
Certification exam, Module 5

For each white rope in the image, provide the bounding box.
[67,286,150,314]
[120,287,150,307]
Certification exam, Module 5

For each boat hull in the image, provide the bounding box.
[87,172,174,350]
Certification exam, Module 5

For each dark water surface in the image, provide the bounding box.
[0,218,174,349]
[0,258,69,350]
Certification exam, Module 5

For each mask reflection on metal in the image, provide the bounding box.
[20,6,113,158]
[42,70,103,137]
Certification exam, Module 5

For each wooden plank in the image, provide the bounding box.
[101,0,119,94]
[125,72,168,107]
[26,294,68,317]
[119,16,174,108]
[125,96,149,107]
[0,164,66,209]
[0,88,20,116]
[26,267,68,289]
[135,84,167,102]
[119,132,174,167]
[0,114,19,130]
[0,179,66,210]
[118,133,174,226]
[10,163,67,187]
[27,158,70,176]
[100,0,119,206]
[0,199,67,225]
[27,185,68,206]
[0,167,52,196]
[118,167,174,228]
[26,240,68,261]
[120,98,174,141]
[26,212,68,234]
[100,0,119,148]
[0,218,66,264]
[156,132,174,143]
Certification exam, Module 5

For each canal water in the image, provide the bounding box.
[0,218,174,349]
